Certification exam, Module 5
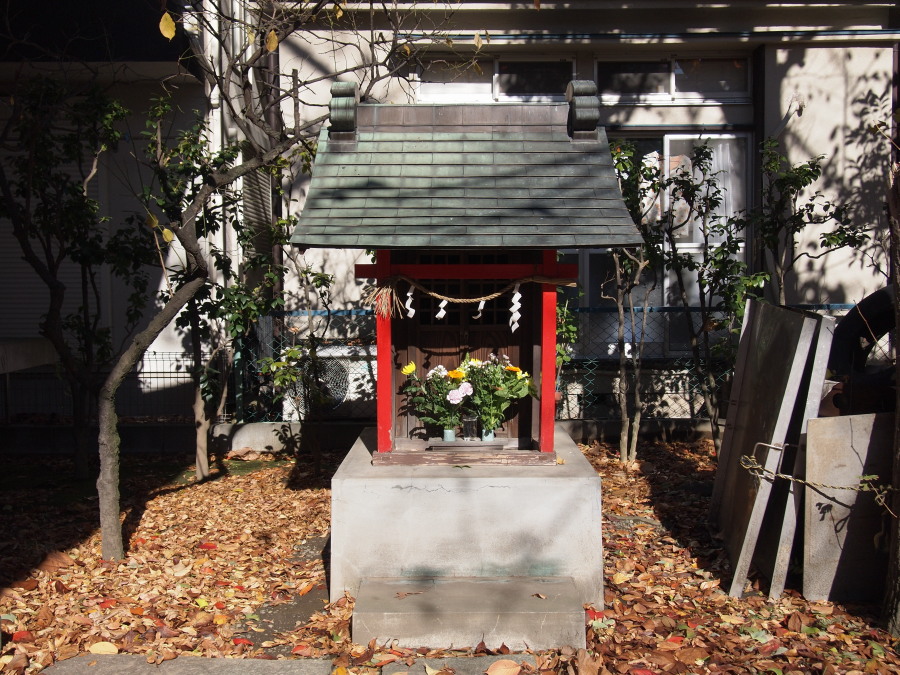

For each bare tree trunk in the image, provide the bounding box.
[187,299,211,480]
[627,296,652,464]
[612,251,631,464]
[883,166,900,633]
[97,276,207,560]
[616,314,630,463]
[193,387,211,480]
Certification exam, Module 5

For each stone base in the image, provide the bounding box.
[330,425,603,613]
[353,576,585,650]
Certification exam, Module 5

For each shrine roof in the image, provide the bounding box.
[289,85,642,250]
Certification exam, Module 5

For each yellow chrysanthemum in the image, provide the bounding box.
[448,369,464,379]
[505,366,521,373]
[401,361,416,375]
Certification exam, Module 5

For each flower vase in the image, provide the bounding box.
[461,415,478,441]
[442,428,456,442]
[481,429,495,442]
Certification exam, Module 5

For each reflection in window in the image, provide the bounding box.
[597,57,750,101]
[674,58,748,95]
[597,61,669,96]
[496,60,574,98]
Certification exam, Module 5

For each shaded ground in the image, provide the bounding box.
[2,441,900,674]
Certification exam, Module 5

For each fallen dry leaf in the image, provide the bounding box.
[1,443,898,672]
[37,551,74,573]
[484,659,521,675]
[395,591,424,599]
[88,641,118,655]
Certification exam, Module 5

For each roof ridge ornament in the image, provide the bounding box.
[329,81,359,140]
[566,80,600,141]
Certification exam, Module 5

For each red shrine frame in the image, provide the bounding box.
[355,249,577,454]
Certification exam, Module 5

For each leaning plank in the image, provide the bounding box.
[765,313,834,599]
[711,303,817,564]
[717,302,820,597]
[727,441,785,597]
[709,301,756,519]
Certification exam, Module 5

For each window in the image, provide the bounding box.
[495,59,574,100]
[415,58,574,103]
[570,133,750,358]
[663,135,749,246]
[417,59,493,103]
[596,57,750,103]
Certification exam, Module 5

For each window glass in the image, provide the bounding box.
[674,58,748,95]
[417,59,493,102]
[496,60,573,97]
[420,59,490,85]
[596,61,669,96]
[666,136,748,245]
[597,57,749,100]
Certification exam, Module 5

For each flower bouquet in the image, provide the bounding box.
[400,362,472,434]
[401,354,534,440]
[459,353,535,436]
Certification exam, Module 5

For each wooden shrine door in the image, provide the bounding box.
[392,252,539,444]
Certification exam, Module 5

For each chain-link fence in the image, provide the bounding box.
[234,311,378,423]
[231,306,765,423]
[4,305,877,426]
[1,351,218,424]
[555,303,889,423]
[556,307,733,421]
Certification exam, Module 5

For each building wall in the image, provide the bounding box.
[761,43,893,304]
[281,4,897,313]
[3,3,896,419]
[0,72,206,347]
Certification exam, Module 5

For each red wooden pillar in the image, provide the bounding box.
[539,250,557,453]
[375,250,393,452]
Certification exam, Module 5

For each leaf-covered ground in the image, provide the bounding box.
[1,441,899,674]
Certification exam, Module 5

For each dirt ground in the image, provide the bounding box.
[1,440,899,674]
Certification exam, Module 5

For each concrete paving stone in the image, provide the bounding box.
[44,652,541,675]
[42,654,334,674]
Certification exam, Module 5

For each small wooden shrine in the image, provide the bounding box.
[291,80,641,461]
[289,81,641,648]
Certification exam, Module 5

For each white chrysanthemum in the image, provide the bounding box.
[426,365,448,380]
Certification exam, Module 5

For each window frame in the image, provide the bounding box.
[594,56,752,105]
[414,57,495,104]
[660,132,753,250]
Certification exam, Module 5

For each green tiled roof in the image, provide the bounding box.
[290,102,642,250]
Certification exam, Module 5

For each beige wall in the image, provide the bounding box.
[762,44,893,304]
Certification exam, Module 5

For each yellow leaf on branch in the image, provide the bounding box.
[265,30,279,52]
[159,12,176,41]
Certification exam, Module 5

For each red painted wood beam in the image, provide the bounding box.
[355,263,577,281]
[374,250,393,452]
[539,250,558,453]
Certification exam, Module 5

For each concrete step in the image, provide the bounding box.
[352,576,585,651]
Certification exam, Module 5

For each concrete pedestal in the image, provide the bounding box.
[330,426,603,648]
